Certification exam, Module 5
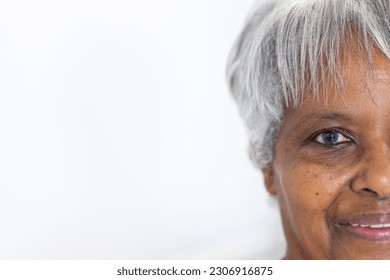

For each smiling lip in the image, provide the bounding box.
[337,214,390,241]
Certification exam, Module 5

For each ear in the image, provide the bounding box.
[262,165,277,196]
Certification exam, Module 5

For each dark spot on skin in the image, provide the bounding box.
[316,192,319,196]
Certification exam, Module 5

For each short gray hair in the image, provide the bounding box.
[227,0,390,169]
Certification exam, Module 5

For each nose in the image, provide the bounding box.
[351,148,390,198]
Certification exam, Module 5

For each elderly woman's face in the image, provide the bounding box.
[265,50,390,259]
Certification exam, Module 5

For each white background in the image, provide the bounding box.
[0,0,285,259]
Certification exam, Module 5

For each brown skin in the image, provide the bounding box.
[263,49,390,259]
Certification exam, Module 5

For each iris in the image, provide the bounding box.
[321,131,339,145]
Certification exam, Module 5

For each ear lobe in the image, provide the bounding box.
[262,165,277,196]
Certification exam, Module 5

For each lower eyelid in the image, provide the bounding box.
[313,132,350,144]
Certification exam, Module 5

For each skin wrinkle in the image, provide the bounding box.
[263,48,390,259]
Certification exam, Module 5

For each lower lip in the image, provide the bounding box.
[339,224,390,241]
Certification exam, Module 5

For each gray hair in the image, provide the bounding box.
[227,0,390,169]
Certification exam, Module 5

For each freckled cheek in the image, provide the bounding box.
[277,163,346,212]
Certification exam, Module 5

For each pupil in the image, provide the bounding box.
[322,131,338,144]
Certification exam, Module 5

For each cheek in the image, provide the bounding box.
[273,161,353,258]
[274,141,357,211]
[274,159,353,227]
[277,163,337,207]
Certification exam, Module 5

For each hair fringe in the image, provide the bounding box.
[227,0,390,168]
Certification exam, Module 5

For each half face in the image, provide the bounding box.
[265,50,390,259]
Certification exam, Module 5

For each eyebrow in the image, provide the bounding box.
[301,112,351,122]
[294,112,353,129]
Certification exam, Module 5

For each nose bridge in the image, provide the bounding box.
[353,143,390,198]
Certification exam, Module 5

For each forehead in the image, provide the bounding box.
[283,49,390,126]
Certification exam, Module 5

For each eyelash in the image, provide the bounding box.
[309,128,354,147]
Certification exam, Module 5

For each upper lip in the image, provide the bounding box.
[337,213,390,226]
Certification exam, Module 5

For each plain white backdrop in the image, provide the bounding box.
[0,0,285,259]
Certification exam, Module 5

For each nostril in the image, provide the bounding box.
[361,188,378,195]
[350,168,390,197]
